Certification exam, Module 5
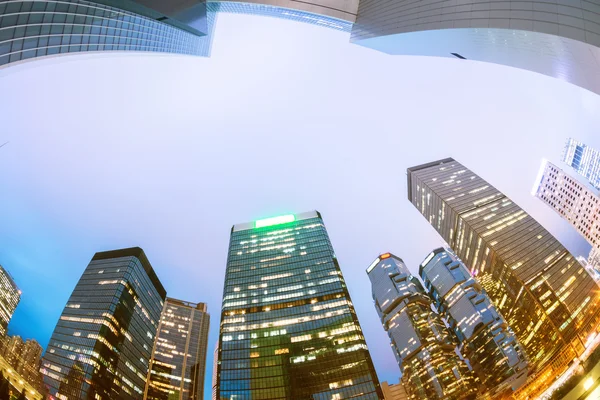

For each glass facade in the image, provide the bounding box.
[562,138,600,191]
[0,0,205,67]
[145,298,210,400]
[366,253,477,400]
[407,158,600,399]
[0,264,20,336]
[216,210,382,400]
[207,2,353,32]
[41,247,167,400]
[419,248,529,396]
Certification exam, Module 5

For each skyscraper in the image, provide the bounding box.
[216,211,382,399]
[0,0,210,66]
[144,298,210,400]
[419,248,529,396]
[533,159,600,248]
[366,253,477,400]
[407,158,600,398]
[0,0,352,68]
[41,247,166,400]
[380,380,408,400]
[16,338,43,385]
[0,264,20,336]
[562,138,600,191]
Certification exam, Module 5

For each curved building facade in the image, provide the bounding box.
[0,0,207,66]
[351,1,600,95]
[3,0,600,96]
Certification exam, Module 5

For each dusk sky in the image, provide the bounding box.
[1,12,600,398]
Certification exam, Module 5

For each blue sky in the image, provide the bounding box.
[1,12,600,398]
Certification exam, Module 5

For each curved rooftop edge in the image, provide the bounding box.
[2,0,600,96]
[350,0,600,95]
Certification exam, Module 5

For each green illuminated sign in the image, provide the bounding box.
[254,214,296,228]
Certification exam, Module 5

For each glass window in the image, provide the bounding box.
[0,28,15,42]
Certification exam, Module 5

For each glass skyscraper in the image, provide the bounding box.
[0,0,208,67]
[0,0,353,68]
[144,298,210,400]
[419,248,529,397]
[0,264,20,336]
[216,211,382,400]
[562,138,600,191]
[366,253,477,400]
[41,247,166,400]
[407,158,600,399]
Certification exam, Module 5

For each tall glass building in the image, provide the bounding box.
[0,0,209,66]
[144,298,210,400]
[562,138,600,191]
[407,158,600,399]
[0,264,20,336]
[366,253,477,400]
[419,248,529,397]
[0,0,353,67]
[216,211,382,400]
[41,247,167,400]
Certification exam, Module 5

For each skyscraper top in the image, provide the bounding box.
[406,158,455,200]
[92,247,166,299]
[232,210,321,232]
[561,138,600,191]
[165,297,208,312]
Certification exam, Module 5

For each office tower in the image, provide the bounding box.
[366,253,477,400]
[533,159,600,248]
[3,335,24,366]
[380,380,408,400]
[419,248,529,396]
[0,0,352,68]
[407,158,600,398]
[0,0,209,67]
[144,298,210,400]
[41,247,166,400]
[211,343,218,400]
[17,338,43,383]
[216,211,382,399]
[562,138,600,190]
[0,264,20,336]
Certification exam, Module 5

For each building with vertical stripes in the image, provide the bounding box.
[0,264,20,336]
[216,211,382,399]
[407,158,600,399]
[41,247,166,400]
[144,298,210,400]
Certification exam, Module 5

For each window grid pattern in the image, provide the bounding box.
[407,158,600,399]
[217,214,382,399]
[0,264,20,336]
[367,254,477,400]
[207,2,352,32]
[562,138,600,191]
[420,249,529,396]
[40,252,165,400]
[146,299,210,400]
[0,0,204,67]
[535,160,600,249]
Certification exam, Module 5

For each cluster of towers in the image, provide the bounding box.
[1,149,599,400]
